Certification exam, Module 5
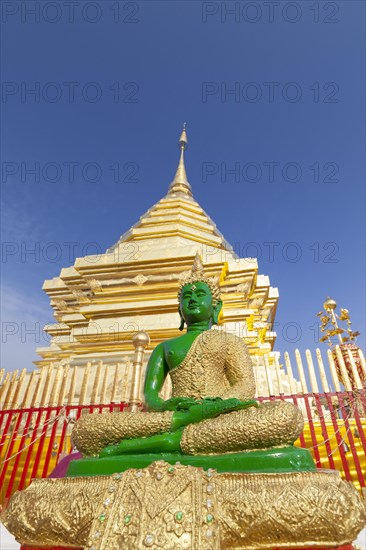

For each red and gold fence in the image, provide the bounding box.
[0,403,128,506]
[1,389,365,507]
[1,345,365,506]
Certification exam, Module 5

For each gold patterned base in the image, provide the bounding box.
[1,463,365,550]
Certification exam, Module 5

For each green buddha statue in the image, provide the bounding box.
[72,255,304,461]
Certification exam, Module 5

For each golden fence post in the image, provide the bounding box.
[252,355,259,393]
[137,357,147,403]
[305,350,319,394]
[345,348,363,389]
[67,366,78,406]
[334,345,352,391]
[294,350,309,394]
[99,363,109,405]
[39,365,53,407]
[57,364,70,407]
[327,349,342,392]
[263,354,274,396]
[284,352,298,395]
[357,348,366,380]
[78,362,91,406]
[20,371,36,409]
[110,364,119,404]
[32,369,45,408]
[121,363,130,403]
[128,331,150,412]
[91,361,103,405]
[273,354,284,395]
[0,368,6,403]
[4,370,19,410]
[49,365,62,407]
[0,372,11,409]
[315,348,331,393]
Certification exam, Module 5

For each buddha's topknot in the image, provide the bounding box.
[177,253,221,307]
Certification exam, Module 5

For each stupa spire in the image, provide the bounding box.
[168,123,193,196]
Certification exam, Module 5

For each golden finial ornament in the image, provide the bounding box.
[323,298,337,312]
[177,253,221,306]
[168,124,192,196]
[317,297,364,387]
[178,122,188,150]
[318,297,360,346]
[128,331,150,412]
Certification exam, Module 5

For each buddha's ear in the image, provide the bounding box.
[178,307,185,331]
[212,300,223,325]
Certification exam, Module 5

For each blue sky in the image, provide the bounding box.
[1,0,365,371]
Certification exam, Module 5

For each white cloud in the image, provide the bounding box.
[1,284,52,372]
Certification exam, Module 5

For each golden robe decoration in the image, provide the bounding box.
[72,329,303,456]
[168,328,256,400]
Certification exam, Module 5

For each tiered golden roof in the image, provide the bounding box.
[37,127,278,371]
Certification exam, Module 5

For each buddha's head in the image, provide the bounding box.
[177,254,222,330]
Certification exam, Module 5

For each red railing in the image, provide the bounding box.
[1,391,365,506]
[0,403,129,505]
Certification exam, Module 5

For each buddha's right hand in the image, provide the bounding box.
[162,397,199,411]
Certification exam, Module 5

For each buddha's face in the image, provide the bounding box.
[179,282,215,325]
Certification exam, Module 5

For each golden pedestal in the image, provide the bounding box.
[2,462,365,549]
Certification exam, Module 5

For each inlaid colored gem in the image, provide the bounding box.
[93,531,101,539]
[113,473,122,480]
[206,499,213,508]
[99,513,106,523]
[144,534,154,546]
[206,484,214,493]
[206,513,214,523]
[124,514,131,525]
[136,470,143,478]
[175,511,183,522]
[168,466,175,474]
[156,472,163,480]
[104,498,111,506]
